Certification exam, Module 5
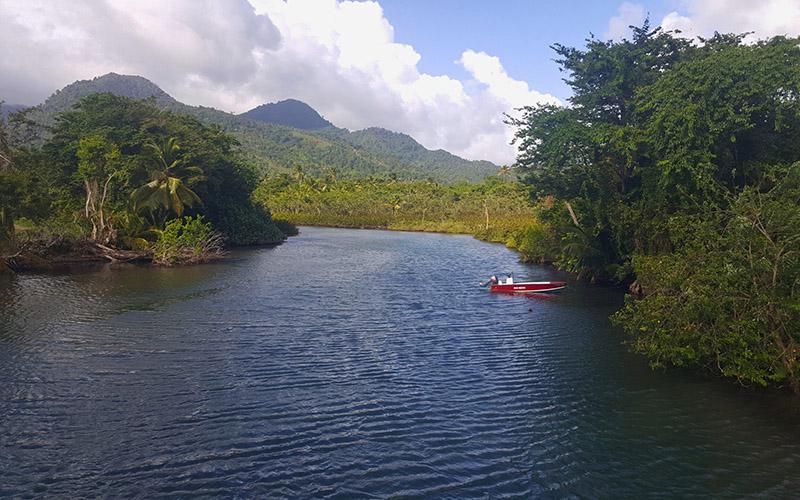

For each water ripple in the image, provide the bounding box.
[2,227,800,498]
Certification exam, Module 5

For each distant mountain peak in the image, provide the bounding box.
[240,99,333,130]
[18,74,497,182]
[41,73,176,115]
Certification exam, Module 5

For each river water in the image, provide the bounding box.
[1,226,799,498]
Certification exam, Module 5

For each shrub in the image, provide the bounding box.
[153,215,224,266]
[613,165,800,390]
[206,202,285,245]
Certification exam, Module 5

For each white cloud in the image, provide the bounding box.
[0,0,560,164]
[606,2,647,40]
[0,0,279,106]
[660,0,800,41]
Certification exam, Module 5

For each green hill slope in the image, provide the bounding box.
[11,73,497,182]
[323,127,498,183]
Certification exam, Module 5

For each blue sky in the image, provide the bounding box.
[379,0,675,101]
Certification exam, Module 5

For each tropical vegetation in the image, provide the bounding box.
[152,215,225,266]
[509,24,800,390]
[0,93,288,270]
[255,173,543,246]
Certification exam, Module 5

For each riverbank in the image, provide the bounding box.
[1,237,151,274]
[1,219,297,274]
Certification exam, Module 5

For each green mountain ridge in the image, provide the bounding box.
[9,73,498,182]
[328,127,497,181]
[241,100,498,182]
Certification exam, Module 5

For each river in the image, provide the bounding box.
[1,226,799,498]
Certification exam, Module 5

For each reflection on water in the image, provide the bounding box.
[1,227,799,498]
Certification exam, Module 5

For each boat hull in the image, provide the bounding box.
[490,281,566,293]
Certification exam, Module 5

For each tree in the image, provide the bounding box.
[0,102,12,169]
[615,164,800,390]
[0,108,37,253]
[636,35,800,207]
[77,134,121,242]
[497,165,513,181]
[131,137,203,226]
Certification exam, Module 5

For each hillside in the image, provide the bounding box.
[325,127,498,183]
[243,103,498,182]
[10,73,498,182]
[22,73,175,128]
[240,99,333,129]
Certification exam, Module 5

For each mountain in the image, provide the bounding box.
[327,127,498,183]
[243,102,498,182]
[240,99,333,130]
[25,73,176,128]
[12,73,498,182]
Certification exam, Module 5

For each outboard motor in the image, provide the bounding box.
[479,275,499,287]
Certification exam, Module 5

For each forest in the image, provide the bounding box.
[0,93,289,269]
[508,25,800,391]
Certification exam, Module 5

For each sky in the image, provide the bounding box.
[2,0,800,164]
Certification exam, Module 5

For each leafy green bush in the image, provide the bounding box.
[153,215,223,266]
[614,165,800,390]
[508,223,559,264]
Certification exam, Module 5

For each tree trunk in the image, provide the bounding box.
[85,178,100,240]
[97,172,117,244]
[565,201,581,228]
[85,175,117,243]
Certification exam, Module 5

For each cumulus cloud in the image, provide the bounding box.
[606,2,647,40]
[660,0,800,41]
[0,0,560,164]
[0,0,280,108]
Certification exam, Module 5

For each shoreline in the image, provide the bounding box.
[295,221,477,236]
[1,239,287,275]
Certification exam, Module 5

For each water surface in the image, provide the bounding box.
[1,227,799,498]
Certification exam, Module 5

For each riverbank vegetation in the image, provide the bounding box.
[0,94,289,272]
[510,24,800,391]
[255,174,547,247]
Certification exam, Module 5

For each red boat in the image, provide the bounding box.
[481,274,566,294]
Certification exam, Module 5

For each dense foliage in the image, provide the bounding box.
[256,174,543,245]
[512,24,800,389]
[0,94,286,261]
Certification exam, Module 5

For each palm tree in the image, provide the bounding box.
[498,165,513,181]
[131,137,204,226]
